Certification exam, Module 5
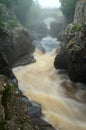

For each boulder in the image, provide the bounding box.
[54,49,68,70]
[28,102,41,118]
[0,4,35,67]
[1,27,35,67]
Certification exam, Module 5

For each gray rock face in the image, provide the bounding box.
[54,49,68,70]
[74,0,86,24]
[1,27,35,67]
[54,0,86,84]
[0,4,35,67]
[0,94,5,121]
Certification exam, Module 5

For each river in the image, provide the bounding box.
[13,36,86,130]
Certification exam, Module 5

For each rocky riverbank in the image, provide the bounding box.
[0,73,56,130]
[54,0,86,84]
[0,3,56,130]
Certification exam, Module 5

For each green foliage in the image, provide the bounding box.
[15,0,41,26]
[28,1,41,23]
[2,84,12,120]
[73,23,83,31]
[4,80,17,96]
[15,0,33,26]
[59,0,78,23]
[0,0,17,8]
[0,120,5,130]
[7,19,19,29]
[0,19,19,34]
[0,20,5,33]
[0,0,41,27]
[0,0,19,32]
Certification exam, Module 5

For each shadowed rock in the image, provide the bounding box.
[54,0,86,84]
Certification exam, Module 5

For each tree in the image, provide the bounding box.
[15,0,41,26]
[27,0,41,24]
[0,0,17,9]
[15,0,33,26]
[0,0,41,27]
[59,0,78,23]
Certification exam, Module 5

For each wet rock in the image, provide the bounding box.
[0,71,56,130]
[31,118,56,130]
[22,123,35,130]
[4,96,28,120]
[5,121,20,130]
[14,54,36,68]
[66,23,86,83]
[0,94,5,121]
[54,0,86,84]
[28,102,41,118]
[0,75,5,94]
[54,50,68,70]
[22,96,32,106]
[0,4,35,68]
[2,83,56,130]
[1,27,35,67]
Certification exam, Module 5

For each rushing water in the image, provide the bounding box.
[13,36,86,130]
[33,35,60,53]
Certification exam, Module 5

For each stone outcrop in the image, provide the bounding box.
[1,27,35,67]
[54,0,86,84]
[74,0,86,24]
[54,49,68,70]
[0,4,35,67]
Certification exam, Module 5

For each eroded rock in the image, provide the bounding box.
[54,0,86,84]
[74,0,86,24]
[0,4,35,67]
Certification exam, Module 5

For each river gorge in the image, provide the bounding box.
[13,36,86,130]
[0,0,86,129]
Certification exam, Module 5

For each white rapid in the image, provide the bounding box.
[13,37,86,130]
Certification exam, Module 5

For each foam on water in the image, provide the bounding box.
[13,49,86,130]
